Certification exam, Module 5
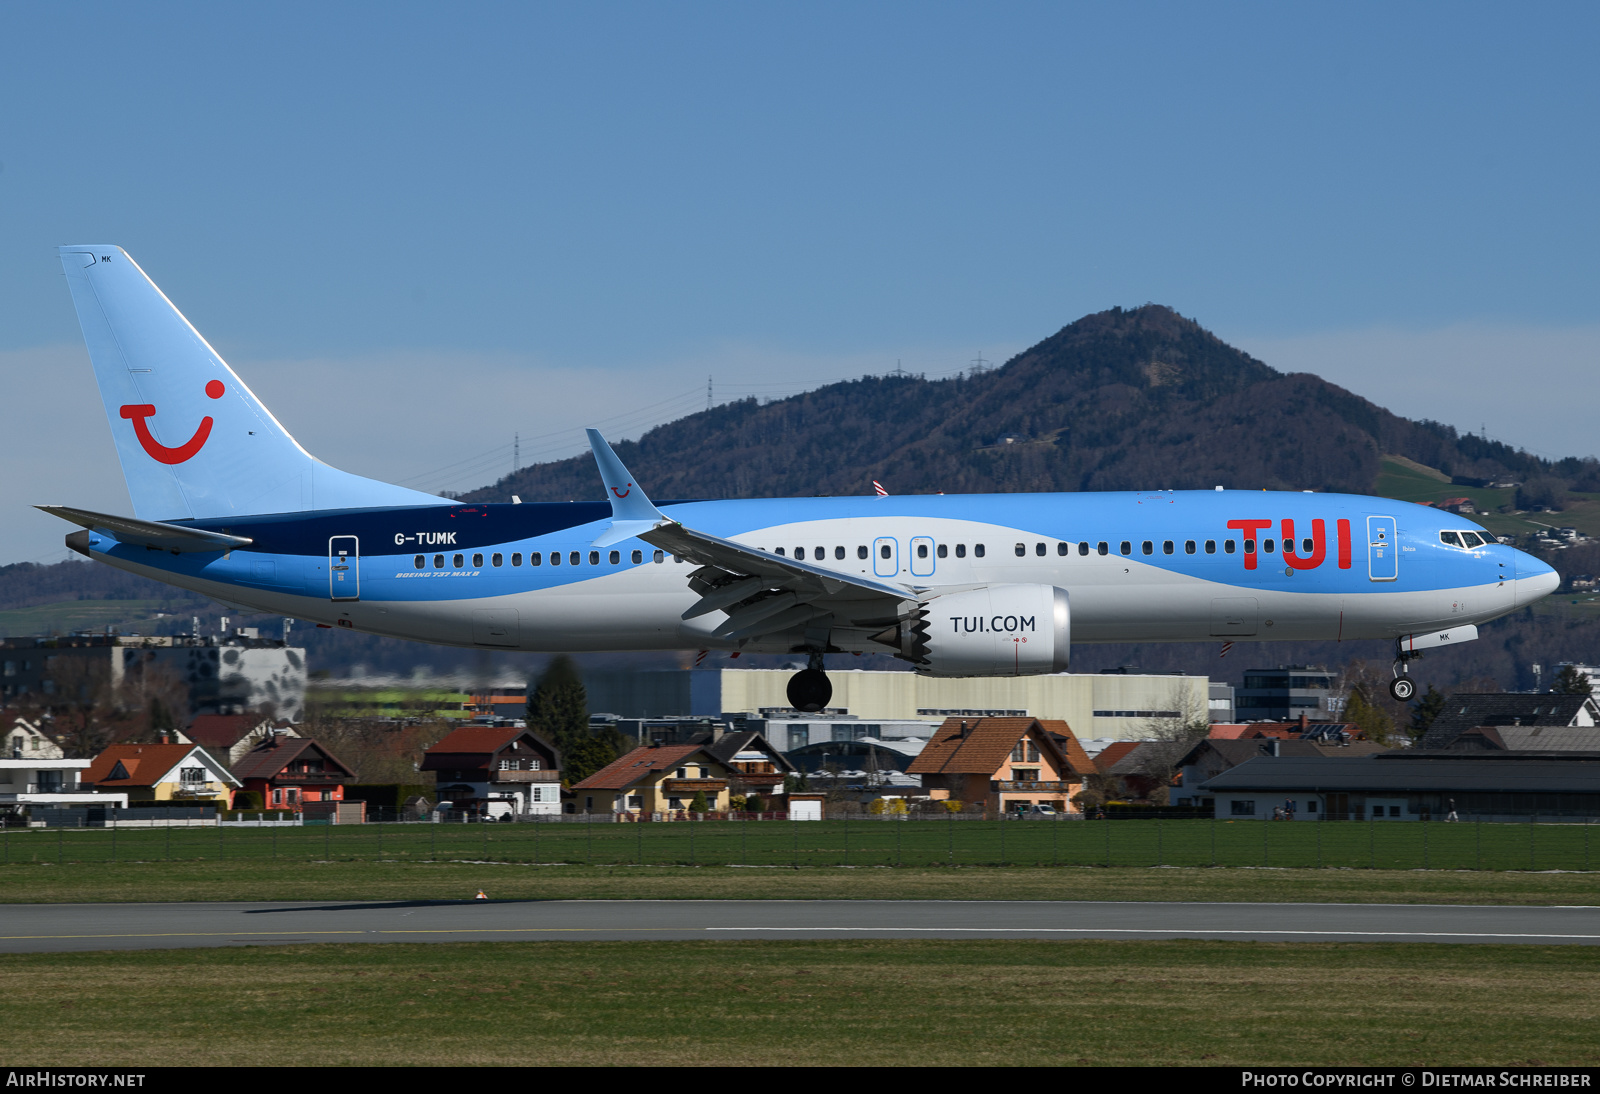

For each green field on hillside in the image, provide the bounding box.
[0,598,186,638]
[4,939,1597,1066]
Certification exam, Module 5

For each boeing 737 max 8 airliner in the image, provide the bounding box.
[40,246,1560,711]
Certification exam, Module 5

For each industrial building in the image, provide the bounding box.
[1234,665,1333,722]
[581,668,1209,742]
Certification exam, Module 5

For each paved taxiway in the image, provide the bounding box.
[2,900,1598,952]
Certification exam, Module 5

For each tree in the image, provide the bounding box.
[526,656,588,749]
[1345,686,1396,746]
[1408,685,1448,742]
[1554,665,1594,696]
[525,656,624,783]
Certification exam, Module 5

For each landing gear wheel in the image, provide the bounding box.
[787,668,832,713]
[1389,676,1415,702]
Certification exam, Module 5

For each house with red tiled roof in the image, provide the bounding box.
[231,734,355,813]
[570,743,733,816]
[81,742,240,806]
[419,724,561,819]
[179,713,299,767]
[906,717,1092,815]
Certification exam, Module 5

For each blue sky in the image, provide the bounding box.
[3,2,1597,561]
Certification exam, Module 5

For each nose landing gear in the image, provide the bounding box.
[786,651,833,712]
[1389,642,1421,702]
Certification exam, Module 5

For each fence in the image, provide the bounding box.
[2,814,1598,871]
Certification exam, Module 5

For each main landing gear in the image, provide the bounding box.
[1389,642,1420,702]
[787,651,833,713]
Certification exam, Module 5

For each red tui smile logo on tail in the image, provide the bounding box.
[120,380,225,465]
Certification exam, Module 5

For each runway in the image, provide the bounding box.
[2,899,1599,952]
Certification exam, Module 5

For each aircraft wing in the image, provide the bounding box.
[37,505,254,553]
[586,431,913,645]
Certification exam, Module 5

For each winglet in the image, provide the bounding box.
[586,429,668,547]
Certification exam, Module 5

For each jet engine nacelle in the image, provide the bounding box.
[876,584,1070,677]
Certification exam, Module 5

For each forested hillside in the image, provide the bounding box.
[463,305,1599,505]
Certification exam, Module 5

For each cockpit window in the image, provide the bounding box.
[1463,531,1486,548]
[1440,531,1464,548]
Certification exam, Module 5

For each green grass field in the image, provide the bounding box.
[11,816,1598,873]
[4,858,1599,907]
[4,939,1597,1066]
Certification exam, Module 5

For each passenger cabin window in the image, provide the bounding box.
[1057,542,1069,555]
[917,543,929,559]
[1141,541,1153,555]
[513,553,524,566]
[857,545,868,559]
[413,555,424,569]
[1079,542,1089,556]
[609,550,620,565]
[433,554,445,568]
[654,550,665,563]
[1242,540,1255,554]
[834,546,846,560]
[775,547,786,556]
[974,544,986,558]
[569,551,580,566]
[1014,543,1026,557]
[937,544,948,558]
[1204,540,1216,554]
[1097,541,1108,556]
[550,552,561,566]
[491,553,503,567]
[473,553,484,568]
[453,554,465,569]
[1302,539,1313,553]
[1120,541,1132,556]
[880,545,892,559]
[1163,541,1174,555]
[1035,542,1046,556]
[795,547,805,560]
[1262,539,1275,553]
[632,549,643,563]
[955,544,966,558]
[815,546,825,559]
[1184,541,1196,554]
[1223,540,1235,554]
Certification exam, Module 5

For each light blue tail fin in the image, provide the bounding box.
[57,245,445,521]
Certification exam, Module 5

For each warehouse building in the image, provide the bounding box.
[580,668,1208,742]
[1197,752,1600,822]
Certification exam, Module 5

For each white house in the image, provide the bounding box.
[0,758,128,812]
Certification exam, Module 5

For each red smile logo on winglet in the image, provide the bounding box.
[120,380,225,465]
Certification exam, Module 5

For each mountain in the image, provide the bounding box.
[461,305,1597,506]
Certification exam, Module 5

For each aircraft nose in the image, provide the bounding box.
[1513,550,1559,607]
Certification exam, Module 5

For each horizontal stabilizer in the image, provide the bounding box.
[37,505,253,553]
